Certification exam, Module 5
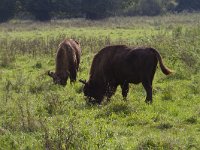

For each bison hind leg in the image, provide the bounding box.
[142,80,153,104]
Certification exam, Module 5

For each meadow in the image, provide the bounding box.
[0,13,200,149]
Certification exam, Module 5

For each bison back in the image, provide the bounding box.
[89,46,158,85]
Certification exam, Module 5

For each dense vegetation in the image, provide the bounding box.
[0,0,200,22]
[0,13,199,149]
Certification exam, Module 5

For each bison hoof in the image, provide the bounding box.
[123,97,128,101]
[145,100,152,104]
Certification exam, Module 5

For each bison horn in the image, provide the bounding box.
[74,40,80,46]
[47,71,55,78]
[79,79,87,84]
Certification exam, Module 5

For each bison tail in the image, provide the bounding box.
[151,48,172,75]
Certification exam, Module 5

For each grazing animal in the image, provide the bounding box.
[80,45,172,104]
[48,39,81,86]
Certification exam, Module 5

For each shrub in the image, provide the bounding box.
[138,0,162,16]
[26,0,52,21]
[0,0,15,23]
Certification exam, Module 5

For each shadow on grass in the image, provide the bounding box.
[95,101,134,118]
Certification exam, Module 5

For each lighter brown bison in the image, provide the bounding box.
[80,45,172,104]
[48,39,81,86]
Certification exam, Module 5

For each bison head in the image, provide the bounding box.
[48,71,68,86]
[79,79,104,104]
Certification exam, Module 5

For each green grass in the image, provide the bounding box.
[0,13,200,149]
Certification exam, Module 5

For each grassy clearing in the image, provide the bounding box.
[0,13,200,149]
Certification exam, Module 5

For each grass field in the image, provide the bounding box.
[0,13,200,149]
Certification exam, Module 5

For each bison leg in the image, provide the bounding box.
[69,67,77,83]
[106,85,117,102]
[97,96,105,105]
[120,82,129,100]
[142,80,152,104]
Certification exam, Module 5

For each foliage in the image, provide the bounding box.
[82,0,117,19]
[25,0,52,21]
[0,0,16,22]
[176,0,200,12]
[138,0,162,16]
[51,0,82,18]
[0,0,200,22]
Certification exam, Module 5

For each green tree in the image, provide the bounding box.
[51,0,82,18]
[163,0,177,11]
[176,0,200,11]
[138,0,162,16]
[26,0,52,21]
[122,0,140,16]
[82,0,123,19]
[0,0,16,22]
[15,0,26,13]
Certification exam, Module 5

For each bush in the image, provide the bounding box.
[82,0,118,20]
[0,0,15,22]
[176,0,200,12]
[138,0,162,16]
[26,0,52,21]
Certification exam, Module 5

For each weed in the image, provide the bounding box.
[40,118,88,150]
[189,75,200,95]
[3,79,12,103]
[33,62,42,69]
[185,116,198,124]
[0,51,15,68]
[137,137,178,150]
[172,26,183,38]
[96,101,133,118]
[157,122,173,130]
[43,92,61,115]
[161,85,174,101]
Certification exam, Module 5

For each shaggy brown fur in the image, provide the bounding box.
[48,39,81,86]
[80,45,172,104]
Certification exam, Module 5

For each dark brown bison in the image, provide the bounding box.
[80,45,172,104]
[48,39,81,86]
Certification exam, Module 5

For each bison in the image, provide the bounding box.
[48,39,81,86]
[80,45,172,104]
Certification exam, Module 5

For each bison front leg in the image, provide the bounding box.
[106,85,117,102]
[120,82,129,100]
[142,81,152,104]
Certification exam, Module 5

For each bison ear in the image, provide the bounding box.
[47,71,55,78]
[79,79,87,85]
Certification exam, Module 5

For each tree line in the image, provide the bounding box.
[0,0,200,22]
